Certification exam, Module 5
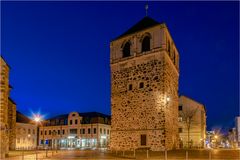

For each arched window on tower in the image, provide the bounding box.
[167,41,170,53]
[122,41,131,58]
[141,36,150,52]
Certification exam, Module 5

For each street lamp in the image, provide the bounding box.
[34,115,41,123]
[166,97,170,102]
[33,114,44,149]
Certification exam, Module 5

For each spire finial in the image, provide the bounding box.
[145,3,149,16]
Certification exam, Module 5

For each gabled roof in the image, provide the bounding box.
[8,97,16,105]
[113,16,161,41]
[179,95,206,112]
[78,112,110,118]
[47,112,110,120]
[0,55,11,69]
[48,114,68,120]
[16,111,32,123]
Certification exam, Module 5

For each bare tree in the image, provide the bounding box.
[179,106,198,149]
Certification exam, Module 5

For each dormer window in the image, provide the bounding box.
[122,41,131,58]
[142,36,150,52]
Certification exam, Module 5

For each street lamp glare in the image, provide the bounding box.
[214,135,218,139]
[34,115,41,122]
[166,97,170,102]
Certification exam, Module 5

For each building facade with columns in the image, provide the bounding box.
[110,16,180,151]
[178,95,206,148]
[39,112,111,149]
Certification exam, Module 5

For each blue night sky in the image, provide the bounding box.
[1,1,239,130]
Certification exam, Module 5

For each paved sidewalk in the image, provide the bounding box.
[4,149,240,160]
[5,150,59,160]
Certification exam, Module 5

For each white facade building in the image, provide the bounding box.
[39,112,111,149]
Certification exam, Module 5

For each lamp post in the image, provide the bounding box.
[33,114,43,149]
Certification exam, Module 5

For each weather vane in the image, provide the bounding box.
[145,3,149,16]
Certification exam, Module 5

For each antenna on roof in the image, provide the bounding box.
[145,3,149,17]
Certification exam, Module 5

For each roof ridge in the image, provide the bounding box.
[113,16,161,41]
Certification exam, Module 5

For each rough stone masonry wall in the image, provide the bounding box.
[163,54,179,149]
[8,100,16,150]
[110,52,178,151]
[0,58,10,158]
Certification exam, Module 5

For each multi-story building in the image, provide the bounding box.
[39,112,111,149]
[178,95,206,148]
[235,116,240,147]
[16,111,37,150]
[228,128,237,148]
[110,16,180,151]
[0,56,16,158]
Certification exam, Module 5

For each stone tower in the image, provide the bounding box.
[0,56,10,158]
[110,17,180,151]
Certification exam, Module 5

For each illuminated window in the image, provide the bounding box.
[178,117,183,122]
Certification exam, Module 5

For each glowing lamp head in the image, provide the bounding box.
[214,135,218,139]
[166,97,170,102]
[34,115,41,122]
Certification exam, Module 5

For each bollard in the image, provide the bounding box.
[147,149,149,159]
[164,149,167,160]
[36,151,38,160]
[239,149,240,160]
[22,151,24,160]
[209,150,211,160]
[46,149,48,157]
[186,150,188,160]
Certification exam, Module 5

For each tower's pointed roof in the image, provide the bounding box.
[114,16,161,40]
